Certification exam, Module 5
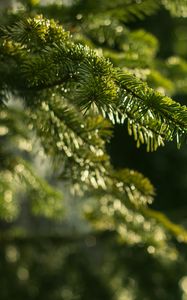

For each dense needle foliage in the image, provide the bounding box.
[1,1,187,299]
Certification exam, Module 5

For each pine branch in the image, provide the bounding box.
[27,95,112,190]
[1,15,187,247]
[2,16,187,153]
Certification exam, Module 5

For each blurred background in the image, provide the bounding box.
[1,1,187,299]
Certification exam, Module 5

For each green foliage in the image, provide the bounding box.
[0,234,186,300]
[1,0,187,299]
[162,0,187,17]
[0,0,187,248]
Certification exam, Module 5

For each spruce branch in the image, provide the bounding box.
[1,15,187,245]
[1,16,187,152]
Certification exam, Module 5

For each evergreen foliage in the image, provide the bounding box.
[1,0,187,299]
